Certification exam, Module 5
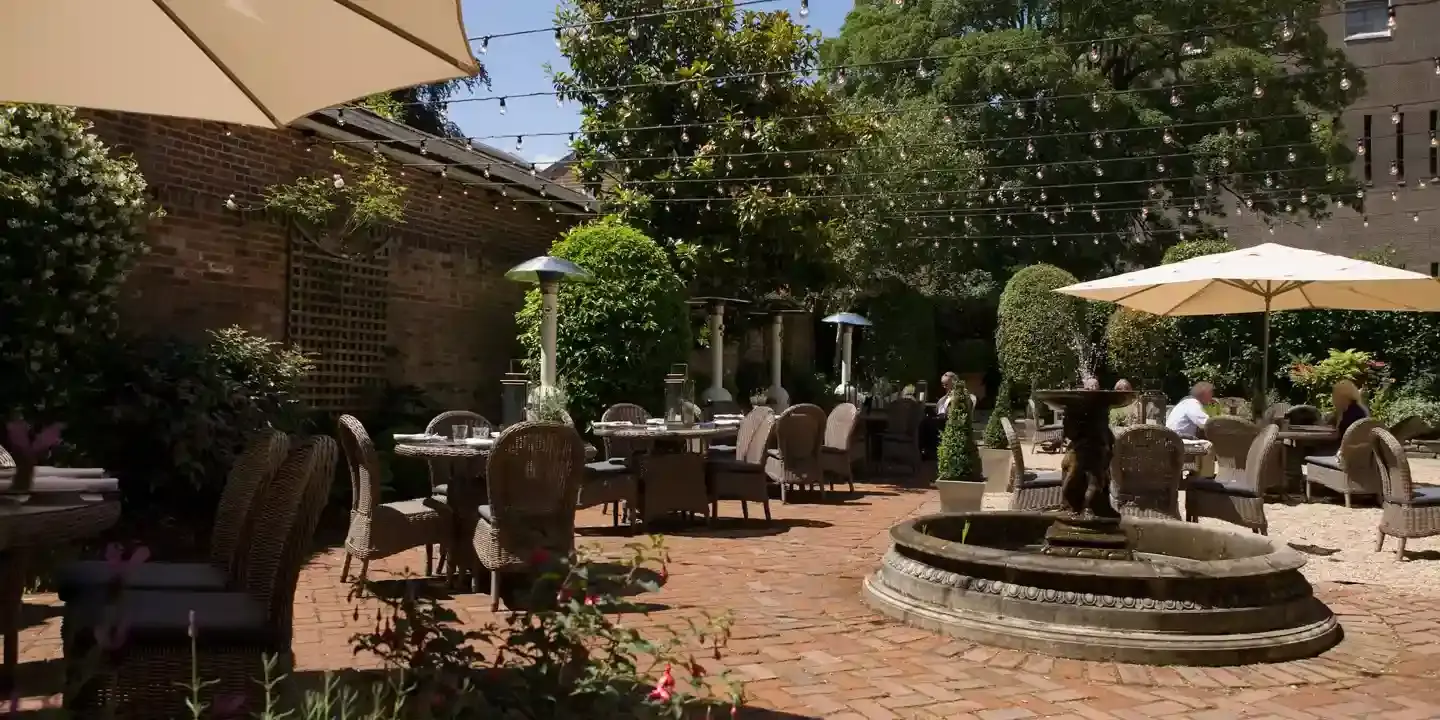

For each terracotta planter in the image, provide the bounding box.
[935,478,986,513]
[980,448,1012,492]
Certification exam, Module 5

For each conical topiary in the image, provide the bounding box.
[982,377,1010,448]
[936,386,982,482]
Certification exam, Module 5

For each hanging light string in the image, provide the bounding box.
[471,0,786,48]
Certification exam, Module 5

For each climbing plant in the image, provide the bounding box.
[259,150,407,252]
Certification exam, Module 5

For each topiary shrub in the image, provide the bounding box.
[1105,306,1174,382]
[517,218,691,425]
[996,264,1082,393]
[0,104,153,419]
[937,388,981,481]
[982,377,1011,448]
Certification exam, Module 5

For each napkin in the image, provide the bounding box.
[461,437,494,447]
[394,433,443,442]
[0,467,107,478]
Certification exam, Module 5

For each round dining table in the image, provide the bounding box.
[590,421,739,524]
[1276,424,1339,501]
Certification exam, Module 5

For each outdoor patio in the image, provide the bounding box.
[14,449,1440,719]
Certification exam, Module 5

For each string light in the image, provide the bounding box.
[799,0,808,18]
[1253,80,1264,99]
[499,97,507,115]
[1392,105,1401,124]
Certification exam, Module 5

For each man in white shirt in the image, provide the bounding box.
[935,372,959,416]
[1165,382,1214,439]
[924,372,959,459]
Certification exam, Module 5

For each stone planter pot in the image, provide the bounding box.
[980,448,1012,492]
[935,478,986,513]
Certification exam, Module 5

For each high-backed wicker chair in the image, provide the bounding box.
[766,404,826,502]
[1373,427,1440,560]
[1261,402,1292,426]
[338,415,450,585]
[56,430,291,599]
[820,403,860,494]
[1389,415,1434,444]
[1002,417,1063,511]
[577,403,650,526]
[64,437,338,717]
[705,399,743,420]
[1304,418,1382,507]
[597,403,653,462]
[879,398,925,474]
[709,405,774,459]
[0,446,11,468]
[475,421,586,610]
[1286,404,1323,426]
[422,411,491,573]
[1109,425,1184,520]
[708,410,778,521]
[1028,398,1064,452]
[1187,424,1276,535]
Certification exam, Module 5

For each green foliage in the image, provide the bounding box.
[982,377,1011,448]
[1375,392,1440,430]
[996,264,1082,390]
[554,1,861,298]
[262,150,407,242]
[528,382,573,424]
[1287,348,1386,412]
[823,0,1362,266]
[937,388,981,480]
[1158,238,1264,395]
[1105,306,1175,380]
[0,104,153,418]
[860,288,937,384]
[362,73,489,137]
[517,219,691,424]
[72,327,312,510]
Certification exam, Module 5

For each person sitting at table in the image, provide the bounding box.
[1082,376,1100,390]
[1111,379,1144,425]
[1165,382,1213,439]
[1114,379,1134,392]
[1331,379,1369,438]
[922,372,958,459]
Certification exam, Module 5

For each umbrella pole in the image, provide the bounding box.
[1260,296,1272,404]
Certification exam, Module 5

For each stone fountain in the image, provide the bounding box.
[862,389,1340,666]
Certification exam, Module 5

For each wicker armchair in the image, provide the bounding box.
[1389,415,1434,444]
[475,421,586,610]
[64,437,338,717]
[705,399,743,420]
[577,403,649,527]
[879,398,925,474]
[55,430,290,600]
[1109,425,1184,520]
[1374,427,1440,560]
[1002,417,1063,511]
[0,446,11,468]
[1304,418,1382,507]
[766,404,826,502]
[422,411,491,573]
[1187,423,1275,534]
[338,415,451,585]
[708,410,778,521]
[709,406,774,459]
[597,403,653,462]
[820,403,860,494]
[1028,399,1064,453]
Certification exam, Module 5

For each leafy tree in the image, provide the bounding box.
[937,389,981,481]
[361,72,490,137]
[553,0,861,300]
[516,218,692,424]
[0,105,153,418]
[996,264,1084,392]
[858,286,937,385]
[822,0,1363,280]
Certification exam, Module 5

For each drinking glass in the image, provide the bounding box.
[476,425,492,440]
[450,424,470,442]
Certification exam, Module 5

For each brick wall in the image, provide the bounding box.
[85,111,576,416]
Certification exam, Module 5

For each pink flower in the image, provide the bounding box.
[3,420,63,462]
[583,594,599,606]
[647,664,676,702]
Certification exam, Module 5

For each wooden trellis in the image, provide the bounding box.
[285,237,391,413]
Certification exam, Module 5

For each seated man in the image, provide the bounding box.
[1165,382,1214,439]
[922,372,958,459]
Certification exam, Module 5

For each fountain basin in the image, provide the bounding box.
[862,512,1341,666]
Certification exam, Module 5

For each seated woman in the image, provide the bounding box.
[1331,379,1369,439]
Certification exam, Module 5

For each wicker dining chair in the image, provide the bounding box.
[55,430,291,600]
[705,399,743,420]
[476,421,586,611]
[766,404,826,502]
[575,403,650,527]
[1002,417,1063,511]
[709,406,775,459]
[338,415,451,586]
[708,410,779,521]
[879,398,925,474]
[1187,424,1276,535]
[1109,425,1185,520]
[1304,418,1383,507]
[1389,415,1434,444]
[422,411,491,573]
[1028,398,1064,453]
[821,402,860,494]
[0,446,11,469]
[64,437,338,718]
[597,403,654,463]
[1373,427,1440,560]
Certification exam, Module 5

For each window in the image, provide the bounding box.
[1345,0,1392,40]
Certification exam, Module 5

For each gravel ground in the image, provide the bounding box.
[993,447,1440,597]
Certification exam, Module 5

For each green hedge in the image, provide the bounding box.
[996,264,1081,391]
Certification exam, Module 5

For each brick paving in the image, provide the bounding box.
[17,476,1440,718]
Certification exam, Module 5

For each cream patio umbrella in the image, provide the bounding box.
[0,0,479,128]
[1054,242,1440,398]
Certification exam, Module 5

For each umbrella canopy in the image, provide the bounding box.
[1056,243,1440,314]
[822,312,873,327]
[1,0,480,128]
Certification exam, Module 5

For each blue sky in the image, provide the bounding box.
[454,0,851,167]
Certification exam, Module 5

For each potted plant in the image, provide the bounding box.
[979,378,1014,492]
[935,387,987,513]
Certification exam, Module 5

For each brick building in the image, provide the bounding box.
[1227,0,1440,268]
[87,107,591,416]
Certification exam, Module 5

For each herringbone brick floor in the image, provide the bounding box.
[17,476,1440,718]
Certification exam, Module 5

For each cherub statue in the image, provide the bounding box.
[1058,401,1120,519]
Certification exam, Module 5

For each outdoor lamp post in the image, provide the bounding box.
[688,297,749,405]
[822,312,872,401]
[505,256,591,389]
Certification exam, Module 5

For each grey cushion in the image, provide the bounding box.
[708,458,761,474]
[1412,487,1440,506]
[432,484,449,496]
[585,460,629,475]
[66,589,268,647]
[1304,455,1342,471]
[1188,477,1260,499]
[1018,472,1062,490]
[477,504,494,523]
[55,561,228,603]
[709,444,737,454]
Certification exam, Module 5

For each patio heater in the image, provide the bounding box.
[688,297,749,406]
[505,256,591,389]
[751,305,808,411]
[823,312,872,403]
[500,359,530,427]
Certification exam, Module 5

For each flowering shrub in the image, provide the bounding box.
[1288,348,1388,412]
[0,104,153,417]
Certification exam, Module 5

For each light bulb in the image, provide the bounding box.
[1163,128,1174,144]
[1340,74,1351,90]
[1253,80,1264,98]
[1391,161,1399,176]
[1035,166,1044,179]
[835,69,847,86]
[1392,106,1401,124]
[1221,157,1231,168]
[1392,190,1399,201]
[1236,123,1246,137]
[498,97,507,115]
[1088,44,1100,62]
[1091,132,1103,148]
[1265,174,1274,187]
[1389,6,1397,28]
[628,23,639,40]
[419,139,428,155]
[1415,212,1422,223]
[1093,186,1101,199]
[1090,94,1101,111]
[1364,216,1370,227]
[224,194,238,211]
[1287,150,1297,163]
[554,28,563,48]
[515,135,523,151]
[1281,21,1294,41]
[1357,138,1366,155]
[336,108,346,126]
[1310,118,1321,132]
[1300,191,1308,203]
[1433,131,1439,148]
[800,0,809,17]
[1157,160,1166,173]
[479,37,489,54]
[440,167,448,179]
[1170,89,1182,106]
[1026,140,1035,156]
[1094,164,1104,177]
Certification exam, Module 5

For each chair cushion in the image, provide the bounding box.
[478,504,495,523]
[1412,486,1440,506]
[1188,477,1260,499]
[767,448,782,460]
[1304,455,1342,471]
[65,589,268,647]
[708,458,761,474]
[585,460,629,475]
[709,444,737,454]
[1038,423,1063,432]
[432,484,449,496]
[1017,472,1062,490]
[54,561,228,603]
